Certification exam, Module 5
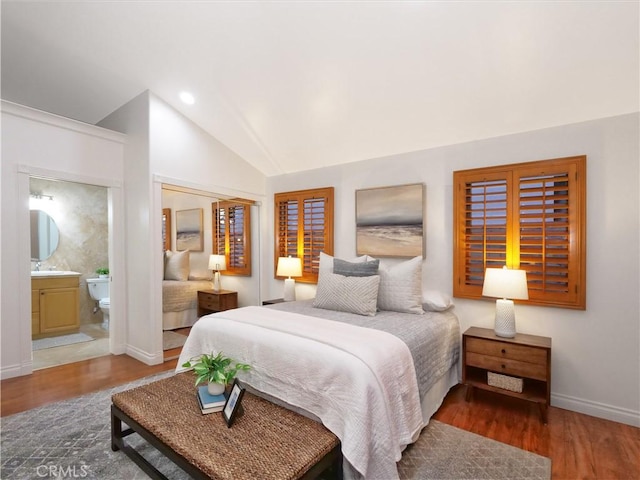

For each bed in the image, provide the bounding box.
[162,249,213,330]
[176,254,460,479]
[162,279,213,330]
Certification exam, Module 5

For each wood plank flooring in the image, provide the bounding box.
[433,385,640,480]
[2,355,639,479]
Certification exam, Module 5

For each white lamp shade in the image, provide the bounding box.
[276,256,302,278]
[482,267,529,300]
[208,254,226,271]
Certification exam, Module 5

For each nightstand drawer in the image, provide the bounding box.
[466,337,547,365]
[466,351,547,381]
[199,294,222,311]
[197,290,238,317]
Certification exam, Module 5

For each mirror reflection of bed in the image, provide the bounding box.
[160,185,261,360]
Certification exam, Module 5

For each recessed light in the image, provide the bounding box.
[179,92,195,105]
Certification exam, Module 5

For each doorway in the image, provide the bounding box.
[29,177,111,369]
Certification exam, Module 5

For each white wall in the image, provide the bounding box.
[150,94,266,308]
[1,101,126,378]
[264,113,640,426]
[98,92,266,363]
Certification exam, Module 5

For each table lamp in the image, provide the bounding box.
[482,266,529,338]
[208,254,227,291]
[276,256,302,302]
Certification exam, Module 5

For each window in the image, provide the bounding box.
[275,187,334,284]
[212,200,251,276]
[453,156,586,309]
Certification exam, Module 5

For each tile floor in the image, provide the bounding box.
[32,323,110,370]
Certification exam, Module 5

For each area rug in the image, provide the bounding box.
[1,372,551,480]
[31,332,94,351]
[162,330,188,350]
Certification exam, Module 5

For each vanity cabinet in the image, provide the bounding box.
[31,275,80,338]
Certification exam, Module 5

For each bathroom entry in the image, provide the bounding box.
[29,177,111,369]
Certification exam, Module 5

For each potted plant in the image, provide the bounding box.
[96,267,109,278]
[182,352,250,395]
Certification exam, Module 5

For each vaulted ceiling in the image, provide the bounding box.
[2,2,638,176]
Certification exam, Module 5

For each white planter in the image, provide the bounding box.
[207,382,225,396]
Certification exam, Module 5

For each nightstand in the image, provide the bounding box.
[262,298,285,306]
[197,290,238,317]
[462,326,552,423]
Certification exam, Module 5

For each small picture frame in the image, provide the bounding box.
[222,378,245,428]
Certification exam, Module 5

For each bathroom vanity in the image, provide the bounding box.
[31,272,80,339]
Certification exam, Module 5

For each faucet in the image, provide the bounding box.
[35,261,41,271]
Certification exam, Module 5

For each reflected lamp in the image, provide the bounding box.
[208,254,227,291]
[276,256,302,302]
[482,266,528,338]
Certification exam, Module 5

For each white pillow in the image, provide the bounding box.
[422,290,454,312]
[377,256,424,314]
[164,250,190,281]
[313,272,380,316]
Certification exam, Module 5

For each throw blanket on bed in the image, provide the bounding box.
[177,306,423,480]
[162,280,212,312]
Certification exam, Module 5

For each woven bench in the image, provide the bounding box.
[111,372,341,480]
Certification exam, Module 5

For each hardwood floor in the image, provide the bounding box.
[433,385,640,480]
[2,356,639,479]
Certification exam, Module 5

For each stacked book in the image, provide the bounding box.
[197,385,227,414]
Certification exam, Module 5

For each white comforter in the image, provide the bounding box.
[177,306,424,479]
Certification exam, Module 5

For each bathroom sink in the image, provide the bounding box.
[31,270,81,276]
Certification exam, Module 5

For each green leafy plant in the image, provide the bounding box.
[182,352,250,387]
[96,267,109,275]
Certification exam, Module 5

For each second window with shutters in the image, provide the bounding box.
[453,156,586,309]
[275,187,334,284]
[212,200,251,276]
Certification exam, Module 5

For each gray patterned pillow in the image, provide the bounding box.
[313,272,380,316]
[333,258,380,277]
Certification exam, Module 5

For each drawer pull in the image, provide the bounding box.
[501,348,506,354]
[501,364,506,369]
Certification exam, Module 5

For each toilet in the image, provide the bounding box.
[87,277,110,330]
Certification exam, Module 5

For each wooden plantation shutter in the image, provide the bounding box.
[453,156,586,309]
[213,200,251,276]
[275,187,334,283]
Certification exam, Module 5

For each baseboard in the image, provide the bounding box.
[552,392,640,427]
[1,361,32,380]
[125,345,164,366]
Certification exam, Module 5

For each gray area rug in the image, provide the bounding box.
[1,372,551,479]
[32,332,93,351]
[162,330,188,351]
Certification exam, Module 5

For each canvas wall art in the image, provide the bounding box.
[356,183,425,257]
[176,208,203,252]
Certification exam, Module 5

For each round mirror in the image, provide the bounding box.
[30,210,59,261]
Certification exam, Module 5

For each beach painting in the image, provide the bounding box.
[176,208,203,252]
[356,183,425,257]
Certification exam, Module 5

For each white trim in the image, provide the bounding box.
[0,361,33,380]
[154,174,264,203]
[125,344,164,366]
[18,165,123,189]
[1,100,126,144]
[551,392,640,427]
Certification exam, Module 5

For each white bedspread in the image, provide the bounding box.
[177,306,423,479]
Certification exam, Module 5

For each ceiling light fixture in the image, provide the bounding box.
[179,91,195,105]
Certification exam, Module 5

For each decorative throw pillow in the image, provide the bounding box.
[164,250,190,281]
[318,252,370,276]
[313,272,381,316]
[377,256,424,314]
[422,290,454,312]
[333,258,380,277]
